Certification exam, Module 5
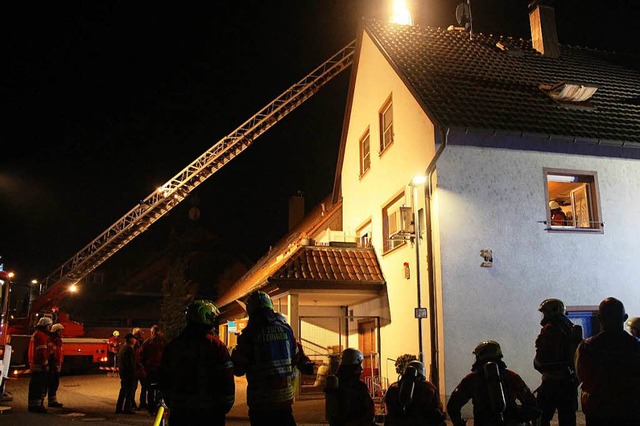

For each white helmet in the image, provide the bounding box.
[549,200,561,210]
[37,317,53,327]
[340,348,364,366]
[51,323,64,333]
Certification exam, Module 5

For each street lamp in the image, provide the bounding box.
[410,175,427,365]
[31,279,42,295]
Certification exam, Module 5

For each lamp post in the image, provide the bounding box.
[410,175,427,365]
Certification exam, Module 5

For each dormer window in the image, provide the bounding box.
[540,82,599,109]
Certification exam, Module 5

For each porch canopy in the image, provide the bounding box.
[215,243,386,322]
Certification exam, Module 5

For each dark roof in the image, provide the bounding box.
[363,20,640,146]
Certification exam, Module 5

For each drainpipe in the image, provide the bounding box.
[423,127,449,389]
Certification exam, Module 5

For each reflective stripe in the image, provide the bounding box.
[35,345,48,350]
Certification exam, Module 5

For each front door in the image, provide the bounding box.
[358,319,377,373]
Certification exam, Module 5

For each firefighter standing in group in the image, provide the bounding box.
[27,316,52,413]
[324,348,375,426]
[47,323,65,408]
[159,300,234,426]
[534,298,582,426]
[140,324,165,414]
[447,340,540,426]
[384,360,445,425]
[231,290,299,426]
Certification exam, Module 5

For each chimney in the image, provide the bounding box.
[288,191,305,231]
[528,0,560,58]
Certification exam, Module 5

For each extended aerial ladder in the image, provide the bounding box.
[31,41,356,315]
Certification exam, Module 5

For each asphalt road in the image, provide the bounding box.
[1,373,584,425]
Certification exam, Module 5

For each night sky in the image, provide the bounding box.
[3,0,639,285]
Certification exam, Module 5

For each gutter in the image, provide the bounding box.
[423,126,449,389]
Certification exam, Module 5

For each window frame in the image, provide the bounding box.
[382,191,407,254]
[543,168,603,233]
[379,95,394,154]
[359,128,371,177]
[356,219,372,248]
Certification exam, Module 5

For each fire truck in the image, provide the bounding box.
[0,271,14,403]
[6,41,355,375]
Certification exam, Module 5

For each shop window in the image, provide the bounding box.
[359,129,371,176]
[545,169,602,231]
[379,96,394,153]
[382,192,409,253]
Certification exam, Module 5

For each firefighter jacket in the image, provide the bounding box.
[576,328,640,421]
[384,378,445,426]
[325,369,375,426]
[48,333,64,372]
[28,328,50,371]
[232,311,298,410]
[159,326,235,413]
[534,315,581,381]
[118,344,136,379]
[447,362,539,426]
[133,338,145,379]
[141,335,165,374]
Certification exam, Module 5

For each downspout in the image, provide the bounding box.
[423,126,449,388]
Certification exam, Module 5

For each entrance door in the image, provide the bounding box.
[358,319,377,372]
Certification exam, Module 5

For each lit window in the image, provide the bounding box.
[382,192,411,253]
[379,96,394,153]
[545,168,602,231]
[356,220,372,248]
[359,130,371,176]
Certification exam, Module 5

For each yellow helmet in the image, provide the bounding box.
[626,317,640,332]
[113,330,120,337]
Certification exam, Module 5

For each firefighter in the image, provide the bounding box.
[108,330,120,370]
[47,323,64,408]
[384,360,445,425]
[159,300,234,426]
[28,316,53,413]
[576,297,640,425]
[231,290,298,426]
[534,298,582,426]
[626,316,640,339]
[324,348,375,426]
[447,340,540,426]
[140,324,165,414]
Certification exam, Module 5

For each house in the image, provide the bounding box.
[217,0,640,408]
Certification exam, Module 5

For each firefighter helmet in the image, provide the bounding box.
[340,348,364,366]
[246,290,274,314]
[37,317,53,327]
[406,360,426,379]
[113,330,120,337]
[627,317,640,332]
[473,340,503,362]
[51,323,64,333]
[186,299,220,326]
[549,200,561,210]
[539,298,566,318]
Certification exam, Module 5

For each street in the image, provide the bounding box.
[1,372,584,425]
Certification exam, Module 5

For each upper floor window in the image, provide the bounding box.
[359,129,371,176]
[545,168,602,231]
[382,192,410,253]
[356,220,372,248]
[379,96,394,153]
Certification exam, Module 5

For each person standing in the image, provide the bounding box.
[140,324,165,413]
[447,340,540,426]
[107,330,120,371]
[626,316,640,339]
[534,298,582,426]
[131,327,146,410]
[324,348,375,426]
[549,201,568,226]
[115,333,137,414]
[231,290,299,426]
[47,323,65,408]
[28,317,52,413]
[384,360,445,425]
[576,297,640,426]
[159,300,234,426]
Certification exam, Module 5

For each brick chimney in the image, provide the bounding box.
[528,0,559,58]
[288,191,305,231]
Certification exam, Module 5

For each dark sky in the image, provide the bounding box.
[2,0,639,284]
